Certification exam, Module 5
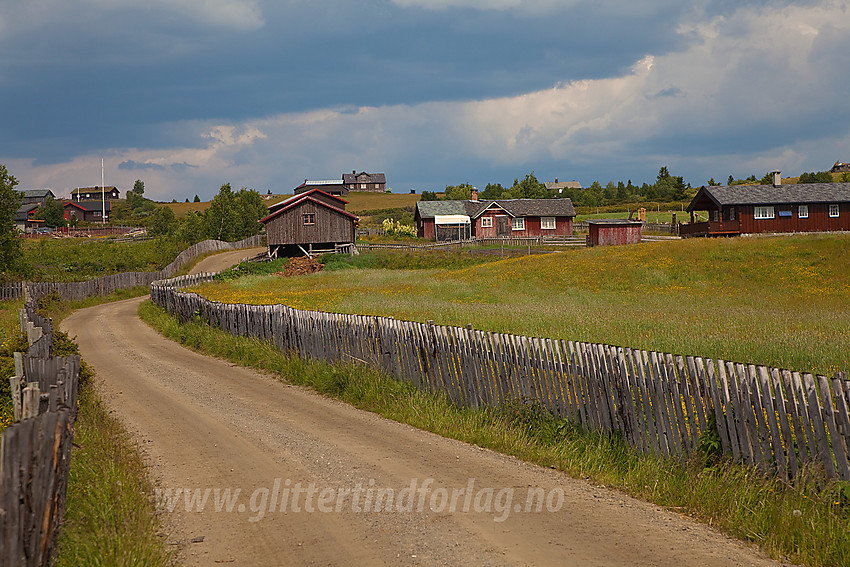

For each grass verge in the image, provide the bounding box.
[139,299,850,567]
[2,297,175,565]
[54,380,174,567]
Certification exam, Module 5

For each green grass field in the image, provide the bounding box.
[189,233,850,377]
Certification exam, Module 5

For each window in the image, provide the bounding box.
[541,216,556,230]
[481,217,493,228]
[712,210,719,222]
[754,206,775,220]
[361,183,367,189]
[798,205,808,218]
[829,204,840,218]
[727,207,736,221]
[302,213,316,225]
[512,217,525,231]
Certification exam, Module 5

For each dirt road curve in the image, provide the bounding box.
[62,250,782,566]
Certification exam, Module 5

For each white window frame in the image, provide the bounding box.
[798,205,808,219]
[829,204,840,218]
[511,217,525,231]
[480,217,493,228]
[754,206,775,220]
[541,216,556,230]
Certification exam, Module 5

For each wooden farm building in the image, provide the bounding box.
[260,189,359,257]
[587,219,642,246]
[63,200,111,222]
[71,186,120,201]
[682,172,850,237]
[294,171,387,196]
[415,198,576,241]
[342,171,386,193]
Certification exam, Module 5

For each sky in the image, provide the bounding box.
[1,0,849,201]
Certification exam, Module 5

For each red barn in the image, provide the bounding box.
[587,219,642,246]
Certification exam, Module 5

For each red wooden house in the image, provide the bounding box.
[683,173,850,237]
[64,200,111,222]
[261,189,359,257]
[415,198,575,241]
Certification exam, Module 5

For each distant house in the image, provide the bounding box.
[19,189,56,206]
[832,161,850,173]
[293,171,387,196]
[260,189,359,257]
[71,186,120,201]
[293,179,346,197]
[544,179,582,193]
[64,200,111,223]
[415,198,576,241]
[342,171,386,193]
[14,203,41,231]
[682,171,850,237]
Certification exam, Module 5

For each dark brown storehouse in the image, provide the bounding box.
[683,173,850,237]
[260,189,359,257]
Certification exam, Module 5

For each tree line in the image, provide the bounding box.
[0,164,266,280]
[421,168,691,207]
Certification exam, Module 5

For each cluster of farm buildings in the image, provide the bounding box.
[260,169,850,257]
[14,187,121,231]
[15,166,850,256]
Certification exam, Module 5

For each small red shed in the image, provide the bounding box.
[587,219,642,246]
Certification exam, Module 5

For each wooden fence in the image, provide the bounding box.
[151,275,850,482]
[1,303,80,566]
[24,235,265,303]
[0,283,22,301]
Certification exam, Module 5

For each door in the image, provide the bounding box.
[496,216,510,236]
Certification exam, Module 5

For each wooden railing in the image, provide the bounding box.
[152,276,850,481]
[1,303,81,566]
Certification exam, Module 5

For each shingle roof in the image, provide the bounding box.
[14,203,40,222]
[71,186,118,195]
[64,200,111,212]
[688,183,850,211]
[415,200,475,219]
[417,198,576,220]
[343,172,386,184]
[19,189,55,199]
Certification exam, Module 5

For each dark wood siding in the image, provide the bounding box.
[588,223,641,246]
[265,201,355,246]
[738,203,850,233]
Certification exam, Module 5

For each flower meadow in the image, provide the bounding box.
[189,234,850,377]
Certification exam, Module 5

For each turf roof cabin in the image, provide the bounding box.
[71,186,120,200]
[415,197,576,241]
[260,189,359,257]
[682,171,850,237]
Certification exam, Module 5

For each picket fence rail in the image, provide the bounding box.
[151,274,850,482]
[0,303,80,566]
[24,235,264,303]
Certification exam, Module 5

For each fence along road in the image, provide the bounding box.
[61,251,781,566]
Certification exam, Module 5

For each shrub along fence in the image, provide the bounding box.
[1,302,81,566]
[25,235,265,303]
[151,274,850,482]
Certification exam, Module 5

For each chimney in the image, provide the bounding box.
[555,178,558,183]
[470,187,478,201]
[353,170,356,174]
[772,171,781,187]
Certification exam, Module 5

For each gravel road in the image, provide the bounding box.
[61,250,784,566]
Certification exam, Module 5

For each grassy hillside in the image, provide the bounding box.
[190,234,850,376]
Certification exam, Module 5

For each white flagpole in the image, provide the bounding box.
[101,158,106,224]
